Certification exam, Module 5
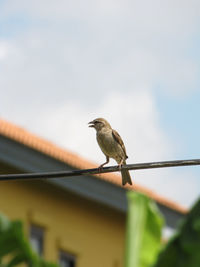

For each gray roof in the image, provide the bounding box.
[0,134,185,229]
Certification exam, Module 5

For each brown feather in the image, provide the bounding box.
[112,129,128,159]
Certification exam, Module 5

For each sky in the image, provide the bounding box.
[0,0,200,208]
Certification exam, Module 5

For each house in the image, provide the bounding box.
[0,119,187,267]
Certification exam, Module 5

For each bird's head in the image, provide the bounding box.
[88,118,111,131]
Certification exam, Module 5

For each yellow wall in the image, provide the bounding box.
[0,179,126,267]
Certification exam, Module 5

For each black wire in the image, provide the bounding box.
[0,159,200,181]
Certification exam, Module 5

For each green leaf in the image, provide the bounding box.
[0,213,60,267]
[154,198,200,267]
[125,191,164,267]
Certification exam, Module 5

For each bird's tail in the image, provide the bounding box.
[121,168,132,186]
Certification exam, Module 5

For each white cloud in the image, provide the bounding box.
[1,0,200,27]
[34,90,170,162]
[0,0,199,108]
[0,41,10,60]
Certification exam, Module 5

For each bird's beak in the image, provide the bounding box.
[88,121,95,127]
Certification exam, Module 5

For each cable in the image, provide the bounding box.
[0,159,200,181]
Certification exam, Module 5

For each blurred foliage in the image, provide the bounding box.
[125,191,164,267]
[0,213,59,267]
[154,198,200,267]
[2,196,200,267]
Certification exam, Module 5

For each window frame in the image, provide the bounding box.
[29,224,45,256]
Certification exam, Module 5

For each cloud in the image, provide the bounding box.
[0,0,199,110]
[0,41,10,60]
[34,90,170,161]
[1,0,200,26]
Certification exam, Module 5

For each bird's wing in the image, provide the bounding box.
[112,129,128,159]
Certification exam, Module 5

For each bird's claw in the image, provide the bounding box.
[118,164,122,171]
[98,164,104,173]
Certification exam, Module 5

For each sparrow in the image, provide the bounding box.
[88,118,132,186]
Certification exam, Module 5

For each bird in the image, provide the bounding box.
[88,118,132,186]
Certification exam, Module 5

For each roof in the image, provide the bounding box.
[0,118,188,214]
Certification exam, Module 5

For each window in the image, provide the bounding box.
[30,224,44,256]
[59,251,76,267]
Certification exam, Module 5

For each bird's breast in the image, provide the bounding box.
[96,130,124,162]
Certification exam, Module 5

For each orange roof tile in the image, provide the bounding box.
[0,118,188,214]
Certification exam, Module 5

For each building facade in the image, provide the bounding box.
[0,119,187,267]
